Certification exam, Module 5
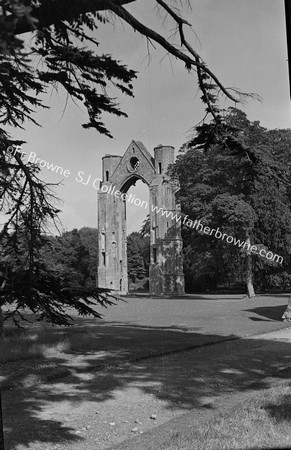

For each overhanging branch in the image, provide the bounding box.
[109,0,240,105]
[3,0,135,35]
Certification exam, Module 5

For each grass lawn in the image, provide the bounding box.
[1,295,290,449]
[0,326,71,364]
[158,383,291,450]
[1,293,290,366]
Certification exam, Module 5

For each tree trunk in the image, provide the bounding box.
[245,236,256,298]
[0,307,4,339]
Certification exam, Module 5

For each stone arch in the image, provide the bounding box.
[97,140,185,296]
[119,174,149,194]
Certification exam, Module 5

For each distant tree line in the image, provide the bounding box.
[127,216,150,286]
[40,227,98,288]
[0,227,114,336]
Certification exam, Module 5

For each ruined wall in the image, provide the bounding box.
[97,141,184,296]
[149,145,184,295]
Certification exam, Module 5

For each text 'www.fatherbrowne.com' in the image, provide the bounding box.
[150,205,284,264]
[7,145,283,265]
[100,182,283,265]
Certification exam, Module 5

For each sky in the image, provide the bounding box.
[6,0,291,235]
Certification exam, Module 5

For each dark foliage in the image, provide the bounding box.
[0,0,137,136]
[171,108,291,292]
[127,231,149,283]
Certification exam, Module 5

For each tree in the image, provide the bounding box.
[0,193,114,336]
[171,108,291,296]
[127,231,149,284]
[0,130,114,335]
[140,214,150,239]
[41,227,99,288]
[78,227,99,286]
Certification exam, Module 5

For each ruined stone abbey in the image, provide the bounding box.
[97,141,185,296]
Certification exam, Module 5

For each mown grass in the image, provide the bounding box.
[0,326,69,363]
[0,323,107,363]
[159,384,291,450]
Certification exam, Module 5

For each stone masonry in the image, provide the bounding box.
[97,140,185,296]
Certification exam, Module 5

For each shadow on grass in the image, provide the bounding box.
[1,315,291,449]
[3,390,82,448]
[244,305,287,321]
[264,394,291,423]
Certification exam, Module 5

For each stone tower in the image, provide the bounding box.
[97,140,184,296]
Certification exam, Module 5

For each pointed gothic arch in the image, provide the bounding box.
[97,140,185,296]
